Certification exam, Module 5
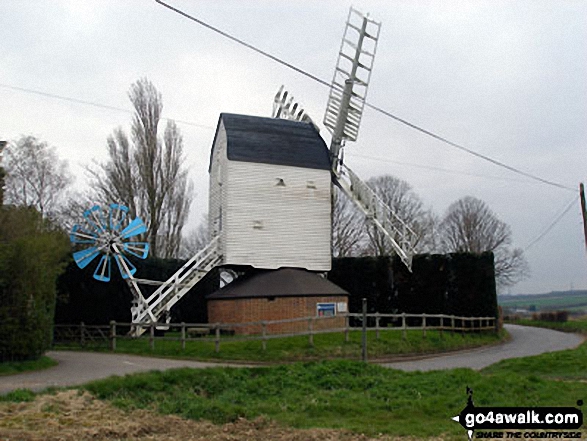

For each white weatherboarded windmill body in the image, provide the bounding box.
[208,114,332,272]
[71,7,418,333]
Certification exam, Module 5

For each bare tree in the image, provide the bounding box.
[180,214,210,259]
[332,186,366,257]
[88,78,193,258]
[52,190,96,230]
[439,196,529,288]
[364,175,437,256]
[3,136,72,218]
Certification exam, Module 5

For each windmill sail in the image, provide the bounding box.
[324,7,381,163]
[324,8,417,270]
[333,165,417,270]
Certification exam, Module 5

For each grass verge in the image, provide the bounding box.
[482,340,587,380]
[55,329,506,363]
[485,319,587,380]
[0,356,57,377]
[84,357,587,438]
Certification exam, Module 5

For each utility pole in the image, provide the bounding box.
[580,183,587,252]
[0,140,6,206]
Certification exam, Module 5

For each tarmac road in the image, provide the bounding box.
[0,324,583,394]
[0,352,249,394]
[382,324,584,371]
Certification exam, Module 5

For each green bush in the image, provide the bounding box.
[0,207,70,362]
[330,252,497,320]
[56,256,219,325]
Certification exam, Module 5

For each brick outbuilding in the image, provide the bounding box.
[207,268,349,335]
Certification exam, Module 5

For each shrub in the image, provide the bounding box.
[533,311,569,323]
[0,207,70,362]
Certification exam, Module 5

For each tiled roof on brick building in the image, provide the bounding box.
[206,268,348,300]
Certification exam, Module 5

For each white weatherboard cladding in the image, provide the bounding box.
[225,161,332,271]
[208,121,227,254]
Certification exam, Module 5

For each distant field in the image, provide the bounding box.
[499,290,587,312]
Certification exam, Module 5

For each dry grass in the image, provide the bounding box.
[0,390,438,441]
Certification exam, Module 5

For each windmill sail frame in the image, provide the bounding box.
[324,7,381,165]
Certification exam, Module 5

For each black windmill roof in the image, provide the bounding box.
[206,268,348,301]
[209,113,331,171]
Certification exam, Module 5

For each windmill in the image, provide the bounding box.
[71,6,417,332]
[274,7,418,269]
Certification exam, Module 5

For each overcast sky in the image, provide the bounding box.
[1,0,585,295]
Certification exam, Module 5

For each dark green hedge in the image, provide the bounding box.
[0,207,70,362]
[329,252,497,320]
[57,252,496,326]
[56,257,219,325]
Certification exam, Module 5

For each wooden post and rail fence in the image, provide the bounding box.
[53,310,497,355]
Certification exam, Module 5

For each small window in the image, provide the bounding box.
[306,180,317,189]
[317,303,336,317]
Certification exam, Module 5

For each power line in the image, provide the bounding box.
[347,152,538,185]
[154,0,332,89]
[363,103,575,192]
[0,83,215,131]
[1,80,576,194]
[524,196,579,251]
[155,0,575,192]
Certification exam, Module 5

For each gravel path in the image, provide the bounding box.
[1,324,583,394]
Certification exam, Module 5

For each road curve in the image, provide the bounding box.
[383,324,584,371]
[0,352,248,394]
[0,325,583,394]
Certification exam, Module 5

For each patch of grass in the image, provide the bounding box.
[0,356,58,376]
[484,321,587,380]
[56,329,505,363]
[0,388,36,402]
[84,360,587,438]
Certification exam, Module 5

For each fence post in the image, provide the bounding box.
[215,324,220,353]
[422,314,427,338]
[109,321,116,351]
[361,298,367,362]
[262,321,267,351]
[80,322,85,347]
[439,315,444,339]
[181,322,186,350]
[308,318,314,347]
[401,313,406,341]
[375,313,380,340]
[451,315,455,332]
[149,323,155,350]
[345,314,350,342]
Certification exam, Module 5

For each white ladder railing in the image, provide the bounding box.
[334,165,417,270]
[130,236,222,334]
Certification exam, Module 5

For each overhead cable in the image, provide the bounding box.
[0,83,215,130]
[347,153,537,185]
[155,0,575,192]
[524,196,579,251]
